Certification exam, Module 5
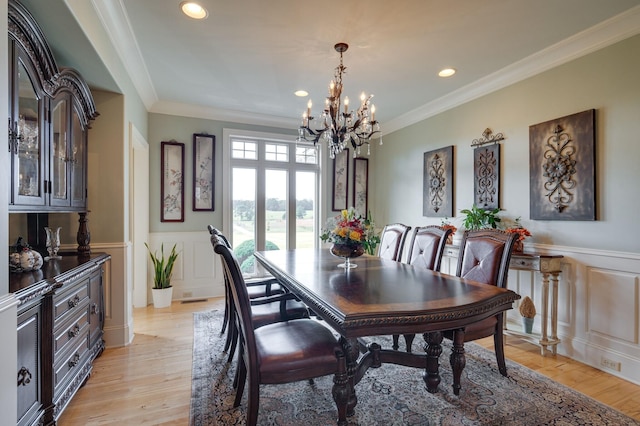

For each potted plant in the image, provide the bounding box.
[519,296,536,333]
[505,217,532,253]
[460,205,501,230]
[440,218,457,244]
[145,242,179,308]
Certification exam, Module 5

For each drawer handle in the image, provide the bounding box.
[68,295,81,308]
[17,367,32,387]
[91,303,100,315]
[68,324,81,338]
[68,353,81,368]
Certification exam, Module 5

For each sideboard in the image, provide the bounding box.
[443,245,563,356]
[13,253,110,426]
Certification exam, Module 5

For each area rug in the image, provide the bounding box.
[190,308,639,425]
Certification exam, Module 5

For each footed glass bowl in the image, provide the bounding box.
[330,243,365,269]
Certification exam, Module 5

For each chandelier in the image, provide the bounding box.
[297,42,381,159]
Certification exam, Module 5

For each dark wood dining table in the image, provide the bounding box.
[254,248,520,415]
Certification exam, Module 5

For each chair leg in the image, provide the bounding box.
[234,356,247,408]
[403,334,415,353]
[233,340,243,389]
[227,320,239,363]
[221,285,230,334]
[392,334,400,350]
[494,313,507,376]
[246,371,260,426]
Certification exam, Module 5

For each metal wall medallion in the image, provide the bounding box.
[529,109,596,220]
[474,144,500,210]
[423,146,454,217]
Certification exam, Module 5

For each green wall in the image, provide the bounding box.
[371,34,640,253]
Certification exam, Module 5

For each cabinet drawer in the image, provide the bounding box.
[53,303,90,361]
[53,280,89,323]
[510,256,540,270]
[53,330,90,396]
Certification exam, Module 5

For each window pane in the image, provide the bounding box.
[295,146,317,164]
[296,171,316,248]
[265,143,288,162]
[232,140,257,159]
[265,169,287,251]
[232,168,256,274]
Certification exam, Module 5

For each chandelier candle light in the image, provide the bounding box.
[297,43,381,159]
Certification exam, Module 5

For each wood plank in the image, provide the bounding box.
[58,298,640,424]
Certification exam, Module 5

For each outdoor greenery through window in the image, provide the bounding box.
[227,132,319,277]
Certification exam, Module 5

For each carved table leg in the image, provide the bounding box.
[332,350,350,426]
[423,331,443,393]
[340,337,360,416]
[550,272,560,355]
[540,272,550,356]
[450,329,466,396]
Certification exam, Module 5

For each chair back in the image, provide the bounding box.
[378,223,411,261]
[456,229,517,288]
[406,225,452,271]
[211,233,259,370]
[208,225,231,248]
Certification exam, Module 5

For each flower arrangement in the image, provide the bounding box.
[441,218,457,244]
[505,217,532,242]
[505,217,531,252]
[320,208,380,255]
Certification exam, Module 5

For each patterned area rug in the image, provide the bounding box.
[190,308,639,425]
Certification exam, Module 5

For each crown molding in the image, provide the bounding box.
[150,100,300,130]
[383,5,640,136]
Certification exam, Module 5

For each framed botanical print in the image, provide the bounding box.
[192,133,215,211]
[529,109,596,220]
[332,148,349,211]
[161,141,185,222]
[423,145,454,217]
[353,157,368,215]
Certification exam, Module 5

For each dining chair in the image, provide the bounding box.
[377,223,411,262]
[212,233,349,426]
[208,226,308,362]
[444,228,518,376]
[393,225,453,352]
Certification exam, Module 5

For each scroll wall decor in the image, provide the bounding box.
[471,128,504,210]
[529,109,596,220]
[423,146,454,217]
[161,140,185,222]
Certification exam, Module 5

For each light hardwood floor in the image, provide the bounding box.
[59,298,640,424]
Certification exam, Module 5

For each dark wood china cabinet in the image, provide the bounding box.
[9,1,107,425]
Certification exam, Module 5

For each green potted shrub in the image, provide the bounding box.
[460,205,501,231]
[145,243,179,308]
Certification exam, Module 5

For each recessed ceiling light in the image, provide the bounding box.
[180,2,208,19]
[438,68,456,77]
[294,90,308,97]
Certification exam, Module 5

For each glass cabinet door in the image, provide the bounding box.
[12,56,45,206]
[50,95,70,206]
[70,108,86,207]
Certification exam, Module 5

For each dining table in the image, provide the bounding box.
[254,248,520,415]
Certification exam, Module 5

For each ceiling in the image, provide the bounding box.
[20,0,640,133]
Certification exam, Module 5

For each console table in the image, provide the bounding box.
[443,245,563,356]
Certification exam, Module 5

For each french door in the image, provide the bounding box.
[223,129,320,277]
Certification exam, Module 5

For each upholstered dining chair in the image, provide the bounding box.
[443,228,518,376]
[212,233,349,426]
[393,225,453,352]
[377,223,411,262]
[208,226,308,362]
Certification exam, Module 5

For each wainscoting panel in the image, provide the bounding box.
[587,268,638,344]
[441,242,640,385]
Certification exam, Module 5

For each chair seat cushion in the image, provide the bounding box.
[256,319,341,383]
[251,300,309,328]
